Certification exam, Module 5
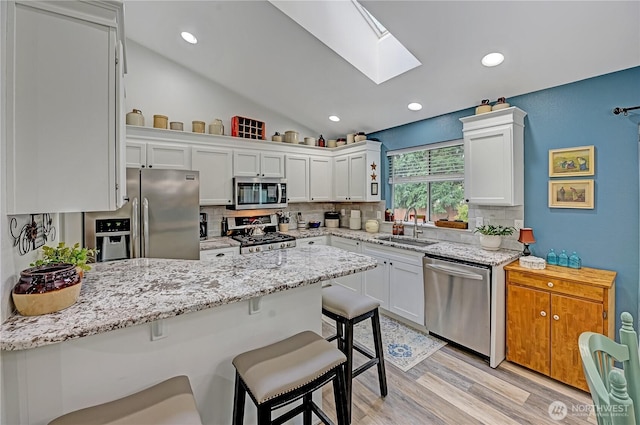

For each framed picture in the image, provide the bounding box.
[549,145,595,177]
[548,180,594,209]
[371,182,378,196]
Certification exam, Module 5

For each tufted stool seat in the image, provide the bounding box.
[48,375,202,425]
[232,330,349,425]
[322,285,388,422]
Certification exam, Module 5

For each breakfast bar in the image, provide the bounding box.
[1,246,377,425]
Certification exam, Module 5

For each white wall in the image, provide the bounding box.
[124,40,317,139]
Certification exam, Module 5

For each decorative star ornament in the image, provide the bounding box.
[371,172,377,181]
[371,162,377,170]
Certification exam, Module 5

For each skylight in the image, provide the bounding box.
[269,0,420,85]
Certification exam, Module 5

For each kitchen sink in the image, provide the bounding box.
[376,235,437,247]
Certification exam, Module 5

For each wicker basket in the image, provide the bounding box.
[435,220,468,229]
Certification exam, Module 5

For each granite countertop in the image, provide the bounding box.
[0,246,377,351]
[201,228,521,267]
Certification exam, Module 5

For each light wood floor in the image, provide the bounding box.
[321,321,596,425]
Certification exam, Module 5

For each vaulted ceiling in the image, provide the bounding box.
[124,1,640,137]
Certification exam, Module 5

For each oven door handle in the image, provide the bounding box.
[423,263,484,280]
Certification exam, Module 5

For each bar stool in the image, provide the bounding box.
[322,285,388,422]
[49,375,202,425]
[232,330,349,425]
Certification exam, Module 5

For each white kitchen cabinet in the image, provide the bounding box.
[285,155,309,202]
[329,236,363,293]
[460,107,527,206]
[309,156,333,202]
[191,146,233,205]
[362,243,424,326]
[333,144,381,202]
[200,247,239,260]
[6,1,126,213]
[233,151,285,178]
[127,141,191,170]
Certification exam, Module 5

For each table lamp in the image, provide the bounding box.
[518,228,536,256]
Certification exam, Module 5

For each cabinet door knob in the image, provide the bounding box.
[540,311,547,317]
[553,314,560,321]
[148,165,153,168]
[547,282,554,288]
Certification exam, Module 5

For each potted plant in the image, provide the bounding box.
[473,224,515,251]
[31,242,98,276]
[12,243,98,316]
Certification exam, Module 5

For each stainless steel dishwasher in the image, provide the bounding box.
[423,255,491,357]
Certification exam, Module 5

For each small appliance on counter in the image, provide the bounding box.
[200,213,208,240]
[324,211,340,228]
[226,214,296,254]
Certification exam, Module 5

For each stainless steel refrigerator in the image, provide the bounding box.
[84,168,200,261]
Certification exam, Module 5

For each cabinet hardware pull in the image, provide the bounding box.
[547,282,554,287]
[553,314,560,321]
[216,253,225,257]
[540,311,547,317]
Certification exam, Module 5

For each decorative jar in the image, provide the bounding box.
[153,114,168,129]
[365,219,379,233]
[192,121,205,133]
[126,109,144,126]
[12,263,82,316]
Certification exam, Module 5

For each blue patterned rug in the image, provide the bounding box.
[322,314,446,372]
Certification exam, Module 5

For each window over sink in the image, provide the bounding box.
[387,140,466,224]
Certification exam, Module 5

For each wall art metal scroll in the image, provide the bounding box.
[10,214,56,255]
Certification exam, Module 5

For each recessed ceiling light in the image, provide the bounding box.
[481,52,504,67]
[329,115,341,122]
[407,102,422,111]
[181,31,198,44]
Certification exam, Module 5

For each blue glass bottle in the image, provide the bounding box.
[569,252,582,269]
[546,249,558,265]
[558,250,569,267]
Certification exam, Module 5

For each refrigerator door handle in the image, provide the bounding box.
[143,197,150,258]
[132,197,139,258]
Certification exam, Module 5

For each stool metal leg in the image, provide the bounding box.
[371,309,388,397]
[232,372,246,425]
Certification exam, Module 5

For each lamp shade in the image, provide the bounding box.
[518,228,536,244]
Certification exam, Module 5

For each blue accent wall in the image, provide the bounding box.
[370,67,640,331]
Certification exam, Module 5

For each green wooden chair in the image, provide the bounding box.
[579,312,640,425]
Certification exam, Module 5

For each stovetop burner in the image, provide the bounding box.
[233,232,296,253]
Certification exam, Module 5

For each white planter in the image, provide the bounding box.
[479,235,502,251]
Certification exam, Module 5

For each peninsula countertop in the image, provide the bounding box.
[1,245,377,351]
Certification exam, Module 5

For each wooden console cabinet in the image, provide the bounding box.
[505,260,616,391]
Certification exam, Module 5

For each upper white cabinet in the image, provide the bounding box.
[460,107,527,206]
[192,146,233,205]
[6,1,126,213]
[285,154,309,202]
[333,143,381,202]
[126,141,191,170]
[309,157,333,202]
[233,151,285,178]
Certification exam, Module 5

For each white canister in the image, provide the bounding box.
[126,109,145,126]
[284,131,299,144]
[349,217,361,230]
[304,137,316,146]
[350,209,361,219]
[365,219,379,233]
[209,119,224,135]
[325,219,339,228]
[327,139,337,148]
[346,133,355,144]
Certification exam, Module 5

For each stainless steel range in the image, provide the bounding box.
[228,214,296,254]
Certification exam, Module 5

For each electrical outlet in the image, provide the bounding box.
[475,217,483,227]
[376,211,382,219]
[514,220,524,231]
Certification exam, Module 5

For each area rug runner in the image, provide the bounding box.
[323,314,446,372]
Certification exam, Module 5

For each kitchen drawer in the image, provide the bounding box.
[200,247,239,260]
[507,270,603,301]
[296,236,327,247]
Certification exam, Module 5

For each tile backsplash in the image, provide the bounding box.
[200,202,525,251]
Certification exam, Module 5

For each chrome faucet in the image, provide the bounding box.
[404,207,423,238]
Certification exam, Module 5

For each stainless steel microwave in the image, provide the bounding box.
[230,177,287,210]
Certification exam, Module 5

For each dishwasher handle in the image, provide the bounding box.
[423,263,485,280]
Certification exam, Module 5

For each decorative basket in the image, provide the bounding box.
[519,256,546,270]
[231,116,266,140]
[435,220,468,229]
[12,263,82,316]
